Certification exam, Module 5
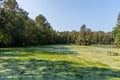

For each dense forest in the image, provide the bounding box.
[1,0,120,47]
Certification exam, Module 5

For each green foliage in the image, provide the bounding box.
[0,0,57,47]
[0,0,113,47]
[76,24,92,45]
[76,25,113,45]
[112,13,120,47]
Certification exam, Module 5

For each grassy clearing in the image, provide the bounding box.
[0,45,120,80]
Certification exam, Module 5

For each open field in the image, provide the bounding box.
[0,45,120,80]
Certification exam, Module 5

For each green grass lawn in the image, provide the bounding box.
[0,45,120,80]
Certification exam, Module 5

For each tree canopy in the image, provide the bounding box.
[0,0,114,47]
[112,13,120,47]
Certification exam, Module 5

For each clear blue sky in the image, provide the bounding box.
[16,0,120,32]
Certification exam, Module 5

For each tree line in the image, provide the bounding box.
[57,25,113,45]
[0,0,115,47]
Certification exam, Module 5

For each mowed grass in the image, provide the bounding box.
[0,45,120,80]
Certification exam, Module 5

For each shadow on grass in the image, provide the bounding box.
[0,45,120,80]
[0,49,33,57]
[0,58,120,80]
[0,45,77,58]
[0,49,72,58]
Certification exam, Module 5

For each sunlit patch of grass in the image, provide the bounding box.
[0,45,120,80]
